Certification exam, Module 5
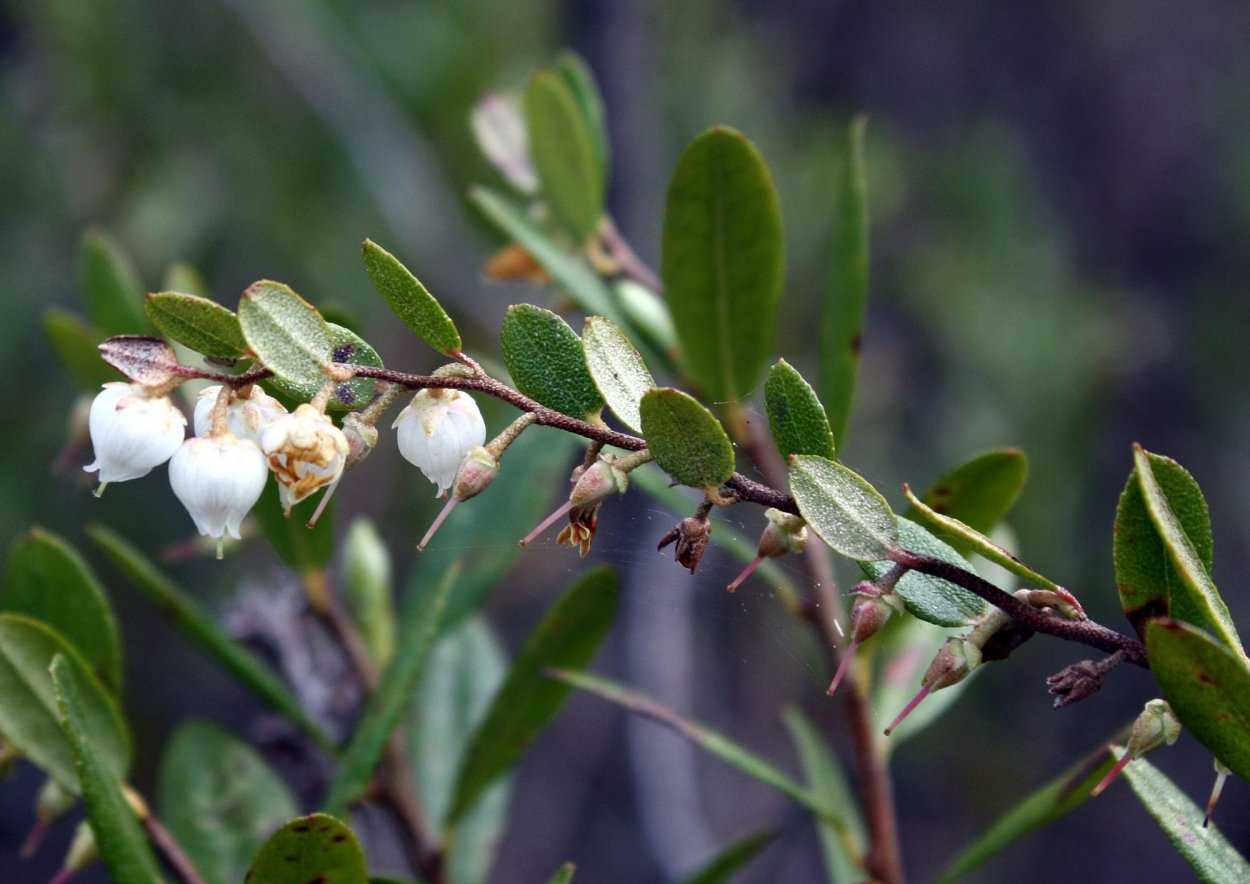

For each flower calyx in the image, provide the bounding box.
[827,580,906,696]
[1091,698,1181,797]
[193,384,287,445]
[520,448,643,556]
[726,508,808,592]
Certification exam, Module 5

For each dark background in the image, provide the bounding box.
[3,1,1250,881]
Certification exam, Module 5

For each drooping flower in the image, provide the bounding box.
[169,434,269,557]
[261,404,349,514]
[193,385,287,444]
[392,389,486,497]
[83,382,186,494]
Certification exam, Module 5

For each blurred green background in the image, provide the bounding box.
[4,0,1250,881]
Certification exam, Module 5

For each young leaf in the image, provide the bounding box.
[87,525,334,751]
[50,655,161,883]
[447,567,618,826]
[1118,748,1250,883]
[0,615,130,792]
[250,481,335,579]
[343,519,396,670]
[265,322,384,411]
[322,567,451,816]
[640,388,735,491]
[908,448,1028,538]
[662,127,784,403]
[819,117,869,447]
[361,239,462,355]
[501,304,604,420]
[158,721,298,884]
[80,229,148,335]
[43,308,115,389]
[553,51,609,180]
[937,745,1116,881]
[764,359,836,460]
[1145,619,1250,784]
[682,830,776,884]
[2,527,122,693]
[788,454,898,562]
[583,316,655,432]
[902,485,1060,592]
[246,814,367,884]
[525,68,604,242]
[145,291,249,359]
[98,334,182,388]
[1132,446,1241,653]
[1115,449,1217,641]
[237,280,332,388]
[471,93,538,192]
[860,518,987,627]
[546,862,577,884]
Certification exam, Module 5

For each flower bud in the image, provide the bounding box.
[261,404,349,514]
[826,583,905,696]
[83,382,186,494]
[570,459,629,508]
[393,389,486,497]
[884,636,983,737]
[56,820,99,883]
[193,385,287,444]
[1092,699,1181,796]
[758,508,808,559]
[169,434,269,558]
[341,411,379,471]
[452,446,500,501]
[21,778,75,858]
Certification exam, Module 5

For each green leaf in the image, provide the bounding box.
[662,127,784,403]
[2,527,122,693]
[1116,448,1219,641]
[237,280,332,388]
[323,566,451,816]
[86,525,333,751]
[1118,748,1250,883]
[501,304,604,420]
[469,186,623,324]
[819,117,869,447]
[938,745,1115,882]
[158,721,298,884]
[265,322,384,411]
[583,316,655,432]
[550,669,837,825]
[50,655,161,883]
[546,862,577,884]
[861,518,987,627]
[408,618,510,884]
[764,359,836,461]
[0,614,130,792]
[362,239,462,355]
[781,708,864,883]
[42,308,115,389]
[145,291,249,359]
[682,830,775,884]
[80,229,147,335]
[1145,619,1250,784]
[552,51,609,181]
[343,519,396,670]
[640,388,735,491]
[901,485,1060,592]
[1132,446,1240,652]
[525,69,604,242]
[447,567,618,826]
[251,481,335,578]
[788,454,898,562]
[246,813,368,884]
[908,448,1028,539]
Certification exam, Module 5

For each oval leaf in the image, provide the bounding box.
[861,518,987,627]
[0,614,130,792]
[1132,446,1240,653]
[1146,619,1250,784]
[583,316,655,432]
[661,127,784,403]
[908,448,1028,538]
[525,69,604,242]
[447,567,618,826]
[98,334,182,387]
[43,308,116,390]
[902,484,1060,592]
[765,359,836,460]
[266,322,383,411]
[640,388,735,491]
[362,239,461,355]
[159,721,297,884]
[788,454,898,562]
[501,304,604,420]
[1116,448,1216,640]
[80,229,147,335]
[51,656,161,883]
[237,281,332,388]
[3,527,122,693]
[145,291,249,359]
[553,51,609,180]
[246,813,367,884]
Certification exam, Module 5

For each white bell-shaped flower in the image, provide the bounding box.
[393,389,486,497]
[261,404,349,513]
[169,434,269,557]
[193,385,287,444]
[84,382,187,494]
